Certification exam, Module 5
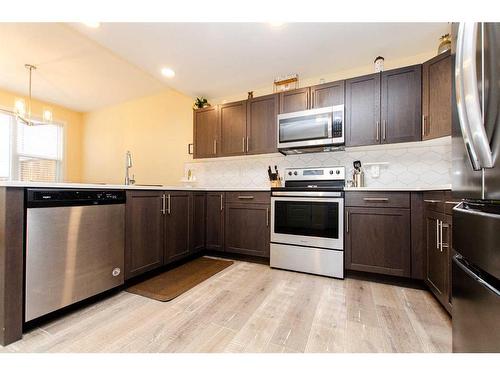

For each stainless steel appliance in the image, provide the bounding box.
[25,189,126,322]
[277,105,344,154]
[452,22,500,352]
[270,166,345,278]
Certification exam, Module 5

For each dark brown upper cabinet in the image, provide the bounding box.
[345,73,381,147]
[310,80,345,108]
[279,87,310,113]
[125,190,165,280]
[193,106,219,158]
[422,51,452,140]
[380,64,422,144]
[164,191,192,264]
[247,93,279,155]
[219,100,248,157]
[206,192,225,252]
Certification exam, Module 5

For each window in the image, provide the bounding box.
[0,112,64,182]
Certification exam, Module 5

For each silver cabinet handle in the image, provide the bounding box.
[436,219,440,250]
[167,194,171,215]
[266,207,269,227]
[376,121,380,141]
[382,120,387,141]
[213,139,217,155]
[453,255,500,297]
[439,220,444,252]
[246,137,249,152]
[445,201,461,205]
[238,195,254,200]
[363,197,389,202]
[441,222,449,250]
[422,115,426,137]
[346,210,349,233]
[161,194,166,215]
[220,194,223,212]
[424,199,442,203]
[242,137,245,152]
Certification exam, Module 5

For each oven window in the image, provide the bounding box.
[274,201,339,239]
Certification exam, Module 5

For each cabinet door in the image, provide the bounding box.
[381,65,422,144]
[220,100,247,156]
[422,51,452,140]
[247,93,279,155]
[310,80,345,108]
[345,207,411,277]
[125,191,164,279]
[192,192,206,253]
[164,191,192,263]
[206,192,224,251]
[194,106,219,159]
[279,87,310,113]
[425,210,449,308]
[345,73,381,147]
[224,203,270,257]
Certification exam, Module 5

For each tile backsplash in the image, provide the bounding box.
[184,137,451,189]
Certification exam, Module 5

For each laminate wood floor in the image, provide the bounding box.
[1,260,451,353]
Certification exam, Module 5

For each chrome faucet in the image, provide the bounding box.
[125,150,135,185]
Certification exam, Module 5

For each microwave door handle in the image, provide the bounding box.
[459,23,494,169]
[327,114,333,138]
[456,23,481,171]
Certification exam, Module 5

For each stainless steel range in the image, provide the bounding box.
[270,166,345,278]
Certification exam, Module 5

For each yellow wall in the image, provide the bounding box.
[0,88,84,182]
[81,89,193,185]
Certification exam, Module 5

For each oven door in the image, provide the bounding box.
[271,194,344,250]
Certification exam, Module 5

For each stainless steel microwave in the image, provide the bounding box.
[277,105,344,151]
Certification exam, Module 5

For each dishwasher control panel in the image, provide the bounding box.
[27,189,126,207]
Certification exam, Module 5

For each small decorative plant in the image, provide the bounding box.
[193,97,210,109]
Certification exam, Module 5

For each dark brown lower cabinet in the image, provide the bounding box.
[224,202,270,258]
[125,190,165,279]
[192,192,206,253]
[206,192,225,251]
[345,207,411,277]
[164,191,192,264]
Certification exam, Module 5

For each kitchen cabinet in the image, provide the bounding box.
[424,191,454,314]
[345,73,381,147]
[192,192,206,253]
[380,64,422,144]
[164,191,193,263]
[345,206,411,277]
[206,192,225,251]
[422,51,452,140]
[193,106,219,158]
[279,87,310,113]
[224,192,270,258]
[125,190,165,279]
[310,80,345,108]
[219,100,248,156]
[247,93,279,154]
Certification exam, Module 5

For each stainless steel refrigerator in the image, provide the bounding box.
[452,22,500,352]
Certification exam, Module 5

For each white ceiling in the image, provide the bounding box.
[0,23,165,112]
[0,23,449,112]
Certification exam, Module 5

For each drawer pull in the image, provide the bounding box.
[238,195,254,200]
[445,201,461,205]
[424,199,442,203]
[363,197,389,202]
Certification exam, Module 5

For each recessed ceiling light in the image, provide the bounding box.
[269,22,285,28]
[161,67,175,78]
[83,22,100,28]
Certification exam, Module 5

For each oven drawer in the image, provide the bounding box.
[345,192,410,208]
[225,191,270,204]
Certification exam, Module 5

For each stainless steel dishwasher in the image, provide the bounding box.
[25,189,126,322]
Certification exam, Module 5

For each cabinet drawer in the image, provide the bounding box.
[225,191,270,204]
[423,191,445,212]
[345,192,410,208]
[444,191,460,215]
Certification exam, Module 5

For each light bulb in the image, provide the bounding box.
[43,108,53,123]
[14,98,26,117]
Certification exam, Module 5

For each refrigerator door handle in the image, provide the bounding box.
[453,254,500,297]
[457,23,494,169]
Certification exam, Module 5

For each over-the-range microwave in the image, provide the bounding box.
[277,105,344,153]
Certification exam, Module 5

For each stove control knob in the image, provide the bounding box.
[336,170,340,175]
[329,170,334,174]
[293,171,298,176]
[288,171,292,176]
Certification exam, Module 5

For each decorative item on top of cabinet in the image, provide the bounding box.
[437,34,451,54]
[206,192,225,252]
[422,50,452,140]
[374,56,385,72]
[193,97,210,109]
[273,74,299,92]
[247,93,279,155]
[193,105,219,159]
[219,100,248,157]
[380,64,422,144]
[125,190,165,279]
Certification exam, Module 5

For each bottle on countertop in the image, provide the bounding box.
[352,160,364,188]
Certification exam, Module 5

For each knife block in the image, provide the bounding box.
[270,179,282,188]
